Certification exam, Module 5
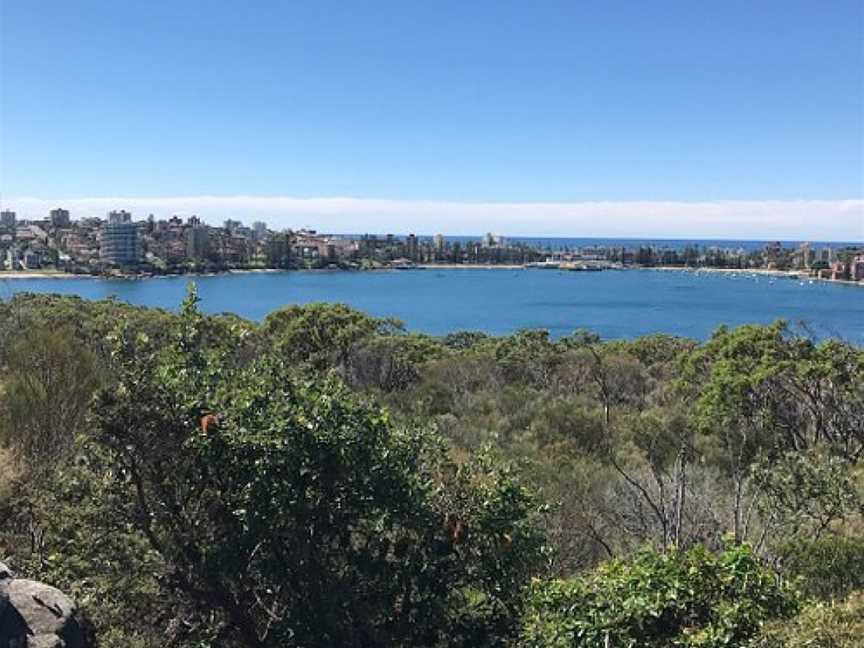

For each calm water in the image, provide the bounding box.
[2,269,862,343]
[352,235,864,252]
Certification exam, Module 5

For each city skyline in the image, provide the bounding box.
[2,195,863,242]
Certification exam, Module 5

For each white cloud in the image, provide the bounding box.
[2,195,862,241]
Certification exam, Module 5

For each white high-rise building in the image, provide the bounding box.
[100,210,141,265]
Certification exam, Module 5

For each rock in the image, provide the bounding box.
[0,563,12,635]
[0,563,13,581]
[0,566,89,648]
[0,586,8,631]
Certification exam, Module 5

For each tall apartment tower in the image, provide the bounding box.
[100,210,141,265]
[252,221,268,240]
[50,208,71,228]
[186,225,210,260]
[0,210,15,227]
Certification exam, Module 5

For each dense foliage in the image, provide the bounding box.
[1,290,862,647]
[519,544,797,648]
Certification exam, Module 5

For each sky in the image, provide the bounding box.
[1,1,862,239]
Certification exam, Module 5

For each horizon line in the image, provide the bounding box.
[2,195,862,242]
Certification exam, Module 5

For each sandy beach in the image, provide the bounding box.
[0,271,89,279]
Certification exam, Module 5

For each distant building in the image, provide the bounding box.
[4,247,20,270]
[764,241,782,263]
[406,233,418,260]
[186,225,210,260]
[267,232,293,268]
[851,255,864,282]
[433,234,445,252]
[100,211,141,265]
[796,242,812,269]
[224,219,242,234]
[830,260,849,281]
[0,210,15,227]
[50,208,71,228]
[108,210,132,224]
[21,248,42,269]
[483,232,506,248]
[252,221,268,240]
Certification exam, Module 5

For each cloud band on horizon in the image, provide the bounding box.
[3,196,862,242]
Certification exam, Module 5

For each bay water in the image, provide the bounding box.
[3,268,861,343]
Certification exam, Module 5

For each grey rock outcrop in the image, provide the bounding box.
[0,562,89,648]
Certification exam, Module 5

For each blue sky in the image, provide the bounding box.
[1,1,862,238]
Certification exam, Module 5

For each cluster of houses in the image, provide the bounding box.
[1,207,862,282]
[0,208,530,274]
[0,208,367,274]
[792,242,864,282]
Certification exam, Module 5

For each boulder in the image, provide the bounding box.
[0,564,89,648]
[0,562,12,631]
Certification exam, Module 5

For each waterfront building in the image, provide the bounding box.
[50,208,71,228]
[186,225,210,260]
[796,242,812,269]
[267,232,293,268]
[100,210,141,265]
[406,233,419,261]
[252,221,268,240]
[830,261,849,281]
[433,234,446,260]
[851,255,864,282]
[21,248,42,269]
[0,210,15,227]
[4,247,19,270]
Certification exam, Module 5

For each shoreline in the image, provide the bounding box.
[0,271,89,279]
[415,264,525,270]
[0,264,529,279]
[1,265,861,287]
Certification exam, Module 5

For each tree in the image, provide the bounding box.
[88,288,547,647]
[0,324,100,471]
[260,302,402,371]
[679,323,864,543]
[752,448,861,551]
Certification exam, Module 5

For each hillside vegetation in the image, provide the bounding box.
[1,289,862,647]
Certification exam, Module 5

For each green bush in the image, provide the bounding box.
[84,287,547,647]
[753,593,864,648]
[519,544,798,648]
[781,536,864,601]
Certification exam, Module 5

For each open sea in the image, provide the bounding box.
[2,268,862,343]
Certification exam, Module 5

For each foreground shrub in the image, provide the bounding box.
[519,544,797,648]
[780,536,864,601]
[86,288,547,647]
[753,592,864,648]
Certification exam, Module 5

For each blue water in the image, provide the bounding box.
[2,269,862,343]
[349,235,863,252]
